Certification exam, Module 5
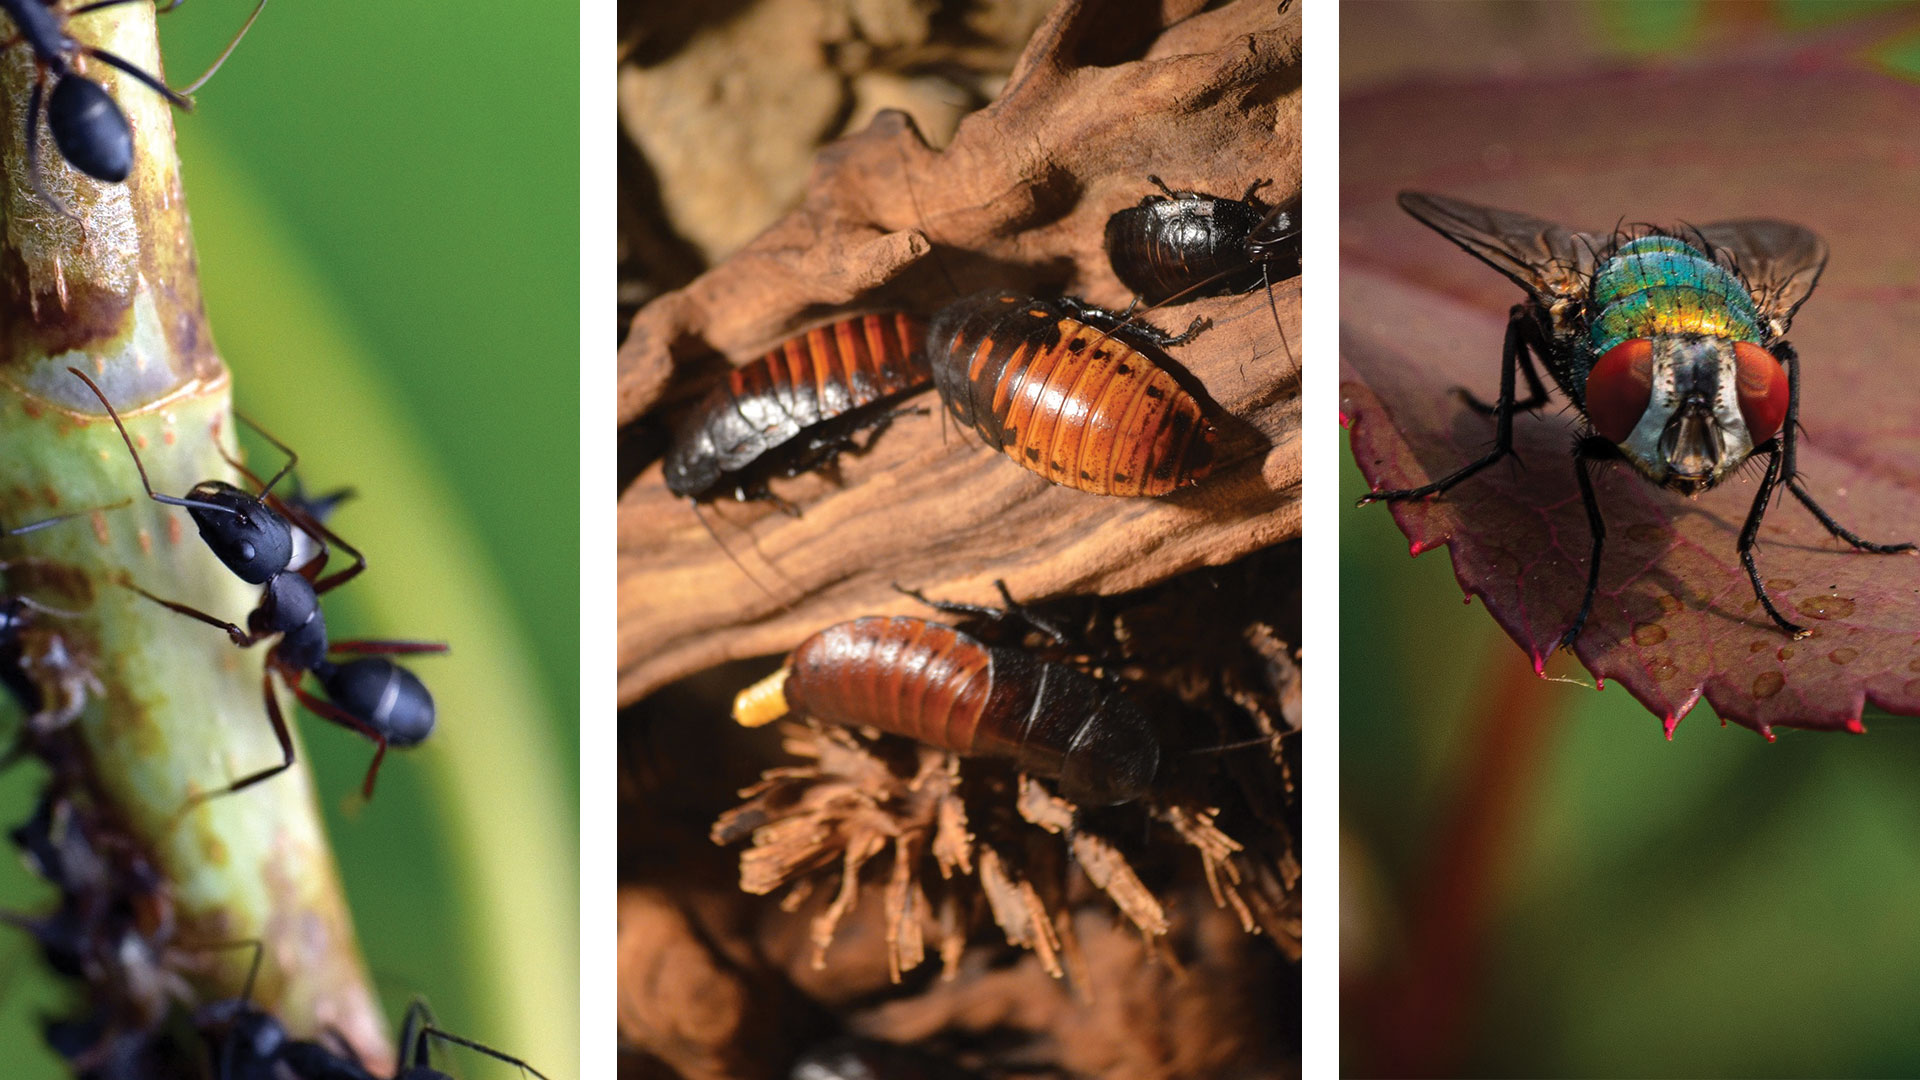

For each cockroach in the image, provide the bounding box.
[734,610,1160,807]
[1104,176,1301,371]
[1105,176,1299,304]
[926,291,1216,497]
[664,311,931,509]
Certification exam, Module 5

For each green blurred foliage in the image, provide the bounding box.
[0,1,578,1077]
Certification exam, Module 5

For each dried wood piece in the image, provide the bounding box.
[618,0,1302,703]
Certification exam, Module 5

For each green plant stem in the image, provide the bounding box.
[0,4,387,1066]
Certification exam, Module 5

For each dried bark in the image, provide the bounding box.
[618,0,1302,704]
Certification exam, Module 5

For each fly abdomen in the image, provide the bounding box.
[927,292,1214,497]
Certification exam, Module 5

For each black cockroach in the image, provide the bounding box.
[1362,192,1914,645]
[734,585,1161,807]
[70,368,444,804]
[1103,176,1301,372]
[0,0,267,215]
[664,311,930,509]
[926,291,1216,497]
[196,941,551,1080]
[1105,176,1300,304]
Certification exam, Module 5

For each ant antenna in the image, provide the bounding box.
[3,503,124,539]
[172,0,270,96]
[68,367,244,518]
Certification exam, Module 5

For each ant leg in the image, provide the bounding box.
[181,671,296,811]
[1555,436,1616,652]
[1772,343,1917,553]
[418,1026,552,1080]
[23,78,81,224]
[126,582,261,647]
[285,682,390,798]
[1360,305,1532,504]
[228,410,298,499]
[327,639,449,656]
[1737,442,1807,638]
[266,496,363,596]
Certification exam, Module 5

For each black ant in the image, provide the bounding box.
[69,367,445,806]
[0,0,267,216]
[197,941,551,1080]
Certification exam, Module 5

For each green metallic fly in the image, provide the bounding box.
[1361,191,1914,647]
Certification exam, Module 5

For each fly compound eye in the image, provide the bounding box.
[1734,341,1789,444]
[1585,337,1654,443]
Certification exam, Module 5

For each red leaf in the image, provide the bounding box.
[1342,39,1920,737]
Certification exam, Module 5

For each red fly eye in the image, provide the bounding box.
[1734,341,1789,444]
[1585,338,1654,443]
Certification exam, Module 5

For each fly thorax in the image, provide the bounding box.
[1618,336,1753,494]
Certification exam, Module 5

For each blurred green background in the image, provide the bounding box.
[1343,3,1920,1077]
[0,1,578,1077]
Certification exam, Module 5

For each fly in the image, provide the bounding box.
[1360,191,1914,646]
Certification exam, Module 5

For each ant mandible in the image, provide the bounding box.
[69,368,445,807]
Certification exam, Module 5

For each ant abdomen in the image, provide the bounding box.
[47,76,132,182]
[316,659,435,747]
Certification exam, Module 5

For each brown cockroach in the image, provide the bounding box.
[925,292,1216,497]
[663,311,930,507]
[734,612,1160,807]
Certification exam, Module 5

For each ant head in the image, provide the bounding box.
[182,482,294,584]
[48,76,133,183]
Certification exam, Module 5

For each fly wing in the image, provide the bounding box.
[1689,220,1829,340]
[1398,191,1607,306]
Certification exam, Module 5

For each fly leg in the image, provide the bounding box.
[1773,342,1917,553]
[1737,441,1807,638]
[1360,305,1533,504]
[1456,309,1549,416]
[1557,436,1616,651]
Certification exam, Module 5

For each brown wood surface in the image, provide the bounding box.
[619,0,1302,704]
